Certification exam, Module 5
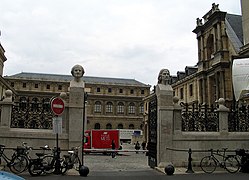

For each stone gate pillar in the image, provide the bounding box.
[0,90,13,130]
[156,69,174,168]
[68,65,85,148]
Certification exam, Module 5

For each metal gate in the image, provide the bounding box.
[147,94,157,168]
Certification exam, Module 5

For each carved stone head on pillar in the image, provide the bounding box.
[157,69,170,85]
[70,64,85,88]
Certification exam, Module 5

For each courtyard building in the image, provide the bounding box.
[171,3,245,106]
[4,72,151,131]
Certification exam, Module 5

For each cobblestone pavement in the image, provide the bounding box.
[83,143,150,172]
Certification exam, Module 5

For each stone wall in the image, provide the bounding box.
[0,88,84,157]
[155,83,249,167]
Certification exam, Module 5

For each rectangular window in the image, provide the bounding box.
[97,87,100,92]
[130,89,134,94]
[35,84,38,88]
[117,105,124,114]
[46,85,50,89]
[11,82,14,87]
[119,89,123,93]
[94,104,101,113]
[58,85,62,90]
[139,105,144,114]
[141,89,145,94]
[23,83,27,88]
[128,105,135,114]
[189,84,193,97]
[180,88,184,99]
[106,104,113,113]
[108,88,112,93]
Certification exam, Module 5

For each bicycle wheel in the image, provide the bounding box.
[61,160,68,174]
[28,162,43,176]
[73,157,80,171]
[225,156,240,173]
[42,155,55,174]
[200,156,217,173]
[10,155,28,174]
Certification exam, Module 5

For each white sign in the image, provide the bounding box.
[53,117,62,134]
[232,58,249,101]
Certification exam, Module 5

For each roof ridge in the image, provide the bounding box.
[11,72,140,81]
[5,72,150,87]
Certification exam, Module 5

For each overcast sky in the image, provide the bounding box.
[0,0,241,86]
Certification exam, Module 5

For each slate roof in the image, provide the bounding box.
[4,72,150,87]
[225,13,243,52]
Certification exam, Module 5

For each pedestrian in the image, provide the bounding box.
[111,140,116,158]
[135,141,140,154]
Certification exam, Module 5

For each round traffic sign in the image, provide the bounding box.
[51,97,65,116]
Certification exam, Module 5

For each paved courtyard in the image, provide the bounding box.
[83,143,150,172]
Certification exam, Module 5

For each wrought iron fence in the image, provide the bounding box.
[181,102,219,132]
[11,97,54,129]
[148,94,157,168]
[228,103,249,132]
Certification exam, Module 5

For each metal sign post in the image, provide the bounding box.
[51,97,65,175]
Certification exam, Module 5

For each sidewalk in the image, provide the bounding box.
[155,166,228,175]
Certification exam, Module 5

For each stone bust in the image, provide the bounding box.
[70,64,85,88]
[157,69,170,85]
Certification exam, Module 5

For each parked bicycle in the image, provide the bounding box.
[235,148,249,173]
[200,148,240,173]
[28,146,61,176]
[15,142,33,171]
[0,144,28,174]
[61,146,81,174]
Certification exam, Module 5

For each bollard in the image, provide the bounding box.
[164,164,175,175]
[186,148,194,173]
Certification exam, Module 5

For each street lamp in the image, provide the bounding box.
[79,92,89,176]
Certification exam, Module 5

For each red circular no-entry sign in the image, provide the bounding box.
[51,97,65,116]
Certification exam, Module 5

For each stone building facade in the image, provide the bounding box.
[0,37,15,99]
[239,0,249,55]
[171,3,244,106]
[4,72,151,131]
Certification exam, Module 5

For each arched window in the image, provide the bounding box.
[106,102,113,113]
[207,34,214,59]
[106,123,112,129]
[94,123,100,129]
[128,102,135,114]
[129,124,134,129]
[31,98,39,111]
[117,124,123,129]
[19,97,27,110]
[94,101,102,113]
[117,102,124,114]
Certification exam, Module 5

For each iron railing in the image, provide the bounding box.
[228,103,249,132]
[11,97,54,129]
[181,103,219,132]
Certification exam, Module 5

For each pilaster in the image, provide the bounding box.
[68,87,84,148]
[156,84,174,167]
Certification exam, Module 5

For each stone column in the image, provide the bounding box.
[156,84,174,167]
[68,87,84,148]
[0,90,13,130]
[68,64,85,149]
